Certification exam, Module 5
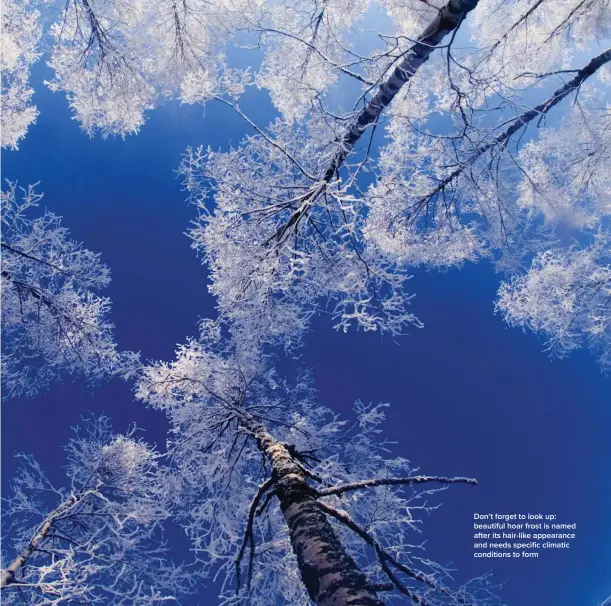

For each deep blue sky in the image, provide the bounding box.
[2,61,611,606]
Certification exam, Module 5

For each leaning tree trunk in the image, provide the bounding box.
[0,495,77,588]
[275,0,480,241]
[236,409,383,606]
[323,0,479,180]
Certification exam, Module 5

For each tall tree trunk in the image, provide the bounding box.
[275,0,479,240]
[236,409,383,606]
[0,495,77,589]
[323,0,479,181]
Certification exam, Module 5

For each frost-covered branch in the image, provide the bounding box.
[1,182,138,398]
[404,48,611,220]
[42,0,252,136]
[1,0,42,149]
[317,475,477,498]
[496,233,611,371]
[235,477,274,591]
[364,47,611,272]
[1,416,193,604]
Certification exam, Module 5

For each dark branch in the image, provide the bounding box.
[235,477,275,593]
[317,475,477,498]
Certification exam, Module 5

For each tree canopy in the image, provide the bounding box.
[2,0,610,603]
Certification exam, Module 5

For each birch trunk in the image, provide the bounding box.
[0,495,77,588]
[323,0,479,181]
[276,0,479,239]
[236,409,383,606]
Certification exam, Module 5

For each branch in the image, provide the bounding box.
[318,498,483,605]
[317,475,477,498]
[1,495,77,589]
[1,242,74,277]
[235,477,274,593]
[410,47,611,214]
[212,97,316,181]
[271,0,480,237]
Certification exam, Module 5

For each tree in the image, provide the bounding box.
[1,0,42,149]
[1,182,136,398]
[0,0,254,141]
[136,321,497,605]
[496,232,611,372]
[1,416,192,604]
[177,0,611,366]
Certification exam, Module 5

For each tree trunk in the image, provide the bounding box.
[0,495,77,589]
[323,0,479,182]
[236,409,383,606]
[274,0,479,241]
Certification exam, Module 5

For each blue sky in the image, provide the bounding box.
[2,61,611,606]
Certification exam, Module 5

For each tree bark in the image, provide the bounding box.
[322,0,479,182]
[236,409,383,606]
[0,495,77,589]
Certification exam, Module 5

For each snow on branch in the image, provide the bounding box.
[496,233,611,371]
[317,475,477,498]
[1,181,139,398]
[1,416,195,604]
[1,0,42,149]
